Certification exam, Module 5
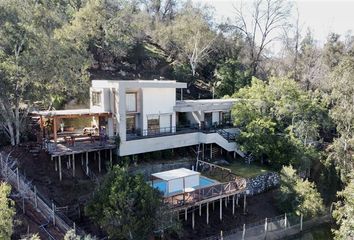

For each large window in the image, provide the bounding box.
[126,93,137,112]
[92,91,102,106]
[126,115,136,134]
[147,118,159,135]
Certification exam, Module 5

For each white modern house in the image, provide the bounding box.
[88,79,243,157]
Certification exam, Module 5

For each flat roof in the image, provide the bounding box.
[151,168,200,181]
[91,79,187,89]
[31,109,111,118]
[174,99,238,112]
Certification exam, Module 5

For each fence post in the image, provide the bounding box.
[284,213,287,228]
[220,230,223,240]
[265,217,268,239]
[73,222,76,235]
[300,214,303,231]
[16,167,20,190]
[52,201,56,226]
[34,186,38,209]
[242,223,246,240]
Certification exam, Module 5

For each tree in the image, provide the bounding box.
[214,59,251,97]
[233,0,292,76]
[332,177,354,240]
[86,166,178,240]
[232,77,328,169]
[155,2,216,76]
[0,182,15,239]
[277,165,324,218]
[64,230,96,240]
[0,0,90,145]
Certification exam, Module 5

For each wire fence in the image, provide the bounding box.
[203,209,332,240]
[0,152,83,239]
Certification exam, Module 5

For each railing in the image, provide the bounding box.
[0,152,83,238]
[202,209,332,240]
[126,124,239,141]
[164,178,246,209]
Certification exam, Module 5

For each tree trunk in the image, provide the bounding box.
[15,105,20,145]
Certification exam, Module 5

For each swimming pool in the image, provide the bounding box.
[152,176,216,195]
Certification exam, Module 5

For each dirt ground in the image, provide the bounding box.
[180,190,280,239]
[3,144,280,240]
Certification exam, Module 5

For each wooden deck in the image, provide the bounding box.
[46,141,116,157]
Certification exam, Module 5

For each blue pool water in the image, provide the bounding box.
[152,176,216,195]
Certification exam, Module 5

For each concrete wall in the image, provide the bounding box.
[90,87,112,112]
[119,131,242,156]
[141,88,176,131]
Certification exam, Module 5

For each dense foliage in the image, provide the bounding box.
[277,166,324,218]
[231,77,329,171]
[0,182,15,239]
[86,166,179,240]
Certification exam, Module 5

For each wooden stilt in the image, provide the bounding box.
[58,156,62,181]
[199,204,202,216]
[220,198,223,221]
[72,154,75,177]
[236,194,239,206]
[206,202,209,225]
[86,152,89,175]
[110,149,113,166]
[185,208,188,221]
[51,156,53,161]
[55,157,58,172]
[67,155,71,169]
[232,195,235,215]
[202,143,205,160]
[225,196,227,207]
[210,144,213,159]
[213,201,215,211]
[81,153,84,166]
[98,151,101,173]
[243,194,247,215]
[94,151,96,161]
[192,210,195,230]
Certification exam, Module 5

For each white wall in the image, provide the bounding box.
[185,175,199,188]
[168,178,183,193]
[141,88,176,131]
[90,87,112,112]
[212,111,220,124]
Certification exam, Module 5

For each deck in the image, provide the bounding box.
[46,141,116,157]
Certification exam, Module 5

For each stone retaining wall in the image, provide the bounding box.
[246,171,280,196]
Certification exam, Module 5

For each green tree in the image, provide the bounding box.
[232,77,329,169]
[0,182,15,239]
[0,0,90,145]
[332,177,354,240]
[277,166,324,218]
[215,59,251,97]
[64,230,96,240]
[86,166,177,240]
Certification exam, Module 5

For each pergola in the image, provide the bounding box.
[32,109,112,143]
[152,168,200,195]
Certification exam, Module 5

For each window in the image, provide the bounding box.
[126,93,137,112]
[147,118,159,135]
[126,115,136,134]
[92,91,102,106]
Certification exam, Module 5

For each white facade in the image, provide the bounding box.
[88,79,241,157]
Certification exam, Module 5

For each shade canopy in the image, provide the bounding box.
[151,168,200,181]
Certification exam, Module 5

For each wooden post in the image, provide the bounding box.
[199,204,202,216]
[265,218,268,233]
[73,222,76,235]
[110,149,113,166]
[300,214,303,231]
[81,153,84,166]
[236,194,239,206]
[284,213,287,228]
[86,152,89,175]
[51,155,53,161]
[243,194,247,215]
[16,167,20,190]
[242,224,246,240]
[206,202,209,225]
[94,151,96,161]
[185,208,188,221]
[213,201,215,211]
[202,143,205,160]
[22,196,25,214]
[34,186,38,209]
[72,154,75,177]
[192,210,195,230]
[234,151,236,159]
[55,157,58,171]
[210,144,213,159]
[53,117,58,143]
[52,202,56,226]
[98,151,101,173]
[225,196,227,207]
[232,195,235,215]
[58,156,62,181]
[220,198,223,221]
[220,230,223,240]
[67,155,71,169]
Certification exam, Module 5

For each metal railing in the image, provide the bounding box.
[126,124,238,141]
